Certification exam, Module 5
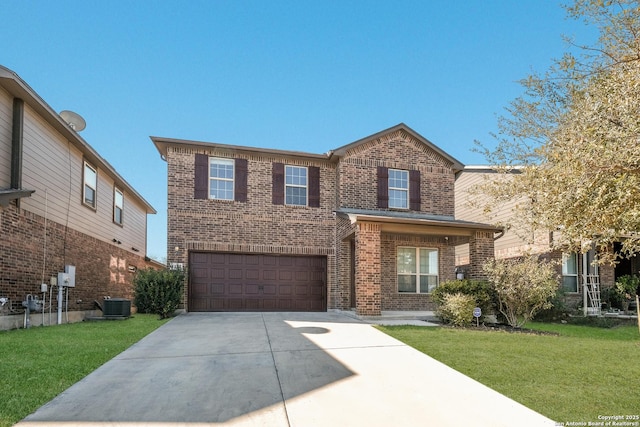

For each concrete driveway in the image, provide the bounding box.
[17,312,555,427]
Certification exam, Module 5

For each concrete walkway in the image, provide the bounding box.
[17,312,555,427]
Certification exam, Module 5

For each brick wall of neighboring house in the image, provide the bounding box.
[337,130,455,216]
[0,202,157,321]
[166,147,337,309]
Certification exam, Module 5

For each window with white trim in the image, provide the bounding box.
[114,187,124,225]
[209,158,234,200]
[83,161,97,209]
[285,165,307,206]
[562,252,578,293]
[397,247,439,293]
[389,169,409,209]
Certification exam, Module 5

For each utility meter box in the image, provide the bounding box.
[58,265,76,287]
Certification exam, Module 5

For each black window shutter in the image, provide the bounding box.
[409,169,421,211]
[377,166,389,208]
[194,153,208,200]
[272,162,284,205]
[235,158,248,202]
[308,166,320,207]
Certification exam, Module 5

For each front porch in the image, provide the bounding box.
[335,209,502,317]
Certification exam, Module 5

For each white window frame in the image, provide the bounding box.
[388,168,409,209]
[285,165,308,206]
[83,161,97,209]
[562,252,579,293]
[397,247,439,294]
[113,187,124,225]
[209,158,235,200]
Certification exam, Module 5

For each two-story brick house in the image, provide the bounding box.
[153,123,500,316]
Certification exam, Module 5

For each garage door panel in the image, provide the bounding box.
[279,285,292,295]
[229,283,243,294]
[245,284,260,294]
[262,285,277,295]
[189,253,326,312]
[279,271,293,281]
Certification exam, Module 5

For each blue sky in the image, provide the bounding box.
[1,1,596,261]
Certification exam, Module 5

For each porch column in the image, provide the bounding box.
[468,231,495,280]
[355,222,381,316]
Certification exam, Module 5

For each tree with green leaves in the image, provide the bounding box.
[476,0,640,263]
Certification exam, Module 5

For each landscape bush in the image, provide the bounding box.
[432,279,497,322]
[133,267,185,319]
[483,256,558,328]
[437,292,477,327]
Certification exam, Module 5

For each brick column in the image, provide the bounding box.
[468,231,495,280]
[355,222,381,316]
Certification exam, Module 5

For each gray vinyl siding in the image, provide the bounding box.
[0,86,12,188]
[18,103,147,254]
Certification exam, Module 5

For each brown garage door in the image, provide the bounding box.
[189,252,327,312]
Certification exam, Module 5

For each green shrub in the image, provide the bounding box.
[437,293,477,327]
[483,256,558,328]
[133,267,185,319]
[533,288,572,321]
[432,279,497,321]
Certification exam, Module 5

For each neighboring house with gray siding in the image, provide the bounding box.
[0,65,158,330]
[153,123,501,316]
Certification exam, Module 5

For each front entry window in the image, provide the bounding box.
[397,247,438,293]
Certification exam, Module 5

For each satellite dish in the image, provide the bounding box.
[59,110,86,132]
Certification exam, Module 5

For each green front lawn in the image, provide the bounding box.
[0,315,169,427]
[378,322,640,423]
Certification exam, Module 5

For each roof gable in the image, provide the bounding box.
[330,123,464,171]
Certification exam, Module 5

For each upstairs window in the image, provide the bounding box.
[209,158,234,200]
[285,165,308,206]
[83,161,97,209]
[388,169,409,209]
[114,187,124,225]
[377,167,420,210]
[194,155,247,202]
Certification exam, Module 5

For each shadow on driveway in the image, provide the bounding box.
[17,312,555,427]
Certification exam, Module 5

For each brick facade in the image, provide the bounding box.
[0,201,157,326]
[156,124,499,316]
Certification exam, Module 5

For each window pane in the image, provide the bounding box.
[285,166,307,186]
[562,276,578,293]
[420,276,438,293]
[420,249,438,275]
[388,169,408,189]
[398,275,417,293]
[397,248,416,274]
[210,159,234,179]
[84,164,96,187]
[286,186,307,206]
[115,207,123,224]
[84,186,95,206]
[562,253,577,275]
[389,189,408,209]
[210,180,234,200]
